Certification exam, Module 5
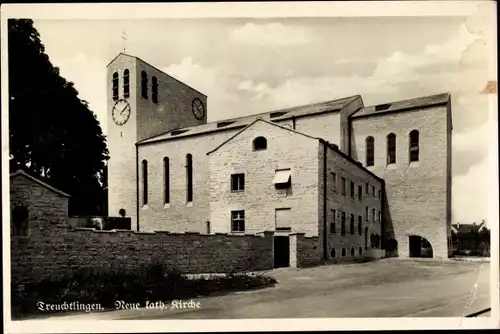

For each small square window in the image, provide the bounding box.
[231,173,245,192]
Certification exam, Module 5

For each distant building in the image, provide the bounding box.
[451,221,488,234]
[106,53,453,263]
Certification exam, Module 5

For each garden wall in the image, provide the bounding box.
[11,220,274,285]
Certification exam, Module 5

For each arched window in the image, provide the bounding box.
[141,71,148,99]
[186,154,193,202]
[387,133,396,164]
[351,247,355,256]
[163,157,170,204]
[123,69,130,98]
[142,160,148,205]
[409,130,420,162]
[12,205,29,236]
[365,136,374,166]
[330,248,336,258]
[341,248,346,257]
[253,136,267,151]
[112,72,119,100]
[152,76,158,104]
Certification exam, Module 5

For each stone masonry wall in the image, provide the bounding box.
[11,222,274,285]
[10,174,69,229]
[350,104,452,258]
[320,143,383,262]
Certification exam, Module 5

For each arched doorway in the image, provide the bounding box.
[409,235,433,258]
[12,205,29,236]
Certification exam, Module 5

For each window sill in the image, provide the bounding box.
[142,205,149,210]
[386,163,397,170]
[163,203,170,209]
[230,231,246,235]
[186,202,193,207]
[231,190,245,193]
[409,161,420,168]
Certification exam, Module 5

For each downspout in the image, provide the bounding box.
[135,143,140,231]
[292,116,296,130]
[323,141,328,261]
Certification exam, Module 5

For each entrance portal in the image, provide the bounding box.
[409,235,433,258]
[274,236,290,268]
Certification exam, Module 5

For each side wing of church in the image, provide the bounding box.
[106,53,453,262]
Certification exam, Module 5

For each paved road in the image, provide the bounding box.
[26,258,491,319]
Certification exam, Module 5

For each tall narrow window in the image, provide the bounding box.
[112,72,119,100]
[186,154,193,202]
[365,207,369,221]
[366,136,374,166]
[330,209,336,233]
[141,71,148,99]
[358,185,363,201]
[341,177,346,195]
[12,205,29,237]
[142,159,148,205]
[387,133,396,164]
[341,212,346,236]
[409,130,420,162]
[358,216,362,235]
[163,157,170,204]
[350,181,355,198]
[152,76,158,104]
[372,208,376,223]
[123,69,130,98]
[350,214,355,235]
[331,172,337,191]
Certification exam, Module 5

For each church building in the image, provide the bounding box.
[106,53,453,261]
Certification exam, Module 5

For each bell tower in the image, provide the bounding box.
[106,53,208,230]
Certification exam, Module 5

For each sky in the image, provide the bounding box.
[27,3,496,226]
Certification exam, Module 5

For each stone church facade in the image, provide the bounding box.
[107,53,453,261]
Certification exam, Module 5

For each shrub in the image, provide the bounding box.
[11,264,277,319]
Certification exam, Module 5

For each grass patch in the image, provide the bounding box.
[11,264,277,319]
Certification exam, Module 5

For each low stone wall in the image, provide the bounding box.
[11,221,274,284]
[290,233,323,268]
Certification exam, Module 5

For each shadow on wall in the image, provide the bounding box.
[382,186,398,258]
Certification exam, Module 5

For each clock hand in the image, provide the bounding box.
[120,105,128,115]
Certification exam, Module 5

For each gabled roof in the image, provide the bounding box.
[206,118,319,156]
[451,222,485,234]
[351,93,450,118]
[10,170,71,197]
[138,95,360,146]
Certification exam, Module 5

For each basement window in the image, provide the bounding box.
[272,169,291,189]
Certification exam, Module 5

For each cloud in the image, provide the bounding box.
[229,22,310,46]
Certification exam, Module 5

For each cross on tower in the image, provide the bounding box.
[121,31,128,52]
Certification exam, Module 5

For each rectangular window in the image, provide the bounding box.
[341,212,346,235]
[341,177,346,195]
[365,183,369,195]
[365,207,369,221]
[378,210,381,223]
[358,185,363,201]
[331,172,337,191]
[350,214,355,234]
[372,208,376,223]
[142,160,148,205]
[273,169,292,189]
[231,173,245,192]
[372,186,376,197]
[350,181,355,198]
[275,208,291,230]
[358,216,362,235]
[164,157,170,204]
[186,154,193,203]
[378,190,381,199]
[330,209,336,233]
[231,211,245,232]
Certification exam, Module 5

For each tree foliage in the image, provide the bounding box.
[8,19,109,215]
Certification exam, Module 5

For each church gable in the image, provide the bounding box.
[206,118,318,156]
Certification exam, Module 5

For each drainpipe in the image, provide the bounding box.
[292,116,296,130]
[135,143,140,231]
[323,141,328,261]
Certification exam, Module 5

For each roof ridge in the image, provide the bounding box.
[10,169,71,197]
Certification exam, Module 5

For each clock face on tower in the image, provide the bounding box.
[112,99,131,126]
[192,98,205,120]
